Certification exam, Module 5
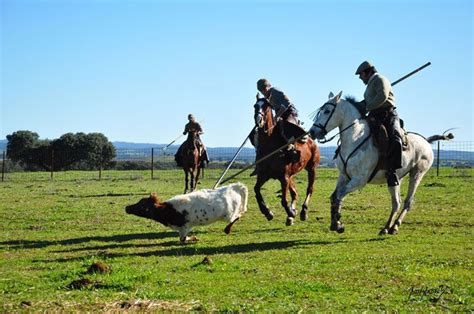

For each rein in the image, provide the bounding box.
[318,121,357,144]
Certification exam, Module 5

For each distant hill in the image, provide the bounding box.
[112,141,166,149]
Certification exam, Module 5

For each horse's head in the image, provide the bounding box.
[309,91,343,140]
[253,94,274,133]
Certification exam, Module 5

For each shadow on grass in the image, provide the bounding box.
[33,238,347,263]
[0,232,174,249]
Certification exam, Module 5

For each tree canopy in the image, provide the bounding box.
[6,130,116,171]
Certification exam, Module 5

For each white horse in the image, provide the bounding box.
[309,91,453,235]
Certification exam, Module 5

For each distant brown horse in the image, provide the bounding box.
[252,96,321,225]
[178,132,202,193]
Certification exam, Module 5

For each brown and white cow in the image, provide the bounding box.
[125,182,248,243]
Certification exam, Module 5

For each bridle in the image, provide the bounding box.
[312,102,356,144]
[312,102,336,137]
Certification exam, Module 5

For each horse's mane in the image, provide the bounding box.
[344,95,358,105]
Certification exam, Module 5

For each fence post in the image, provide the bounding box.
[436,141,440,176]
[50,149,54,180]
[99,147,103,181]
[151,148,154,180]
[1,151,5,182]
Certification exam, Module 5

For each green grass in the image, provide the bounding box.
[0,169,472,311]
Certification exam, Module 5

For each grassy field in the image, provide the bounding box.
[0,169,472,312]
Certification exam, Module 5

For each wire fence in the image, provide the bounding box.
[1,141,473,182]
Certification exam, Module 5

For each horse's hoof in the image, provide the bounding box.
[265,212,274,221]
[336,225,345,234]
[300,210,308,221]
[379,228,389,236]
[388,226,398,235]
[180,236,199,243]
[286,217,294,226]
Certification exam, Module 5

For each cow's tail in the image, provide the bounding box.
[233,182,249,214]
[426,132,454,144]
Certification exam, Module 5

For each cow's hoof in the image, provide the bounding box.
[336,225,345,233]
[286,217,294,226]
[379,228,389,236]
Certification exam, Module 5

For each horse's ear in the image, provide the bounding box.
[335,91,343,102]
[328,92,334,99]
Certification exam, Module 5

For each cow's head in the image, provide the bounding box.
[125,193,160,219]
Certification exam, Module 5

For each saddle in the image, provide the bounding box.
[366,116,408,172]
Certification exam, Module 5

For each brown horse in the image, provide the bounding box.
[178,132,202,193]
[252,96,321,225]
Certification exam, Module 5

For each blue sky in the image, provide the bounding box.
[1,0,472,147]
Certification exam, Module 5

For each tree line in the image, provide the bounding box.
[6,130,116,171]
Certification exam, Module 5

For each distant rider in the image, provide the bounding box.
[175,114,209,167]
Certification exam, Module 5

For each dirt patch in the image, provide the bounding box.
[86,262,111,274]
[67,278,98,290]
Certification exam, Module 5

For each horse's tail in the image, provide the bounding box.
[426,133,454,143]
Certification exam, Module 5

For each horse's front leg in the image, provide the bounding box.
[330,176,364,233]
[280,176,296,226]
[301,166,316,221]
[184,170,189,194]
[379,184,402,235]
[190,170,196,192]
[288,179,298,217]
[254,176,274,221]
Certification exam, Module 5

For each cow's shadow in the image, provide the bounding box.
[0,232,174,250]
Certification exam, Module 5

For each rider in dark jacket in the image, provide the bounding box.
[257,79,300,151]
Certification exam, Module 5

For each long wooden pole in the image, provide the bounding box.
[219,131,309,186]
[391,62,431,86]
[213,128,255,189]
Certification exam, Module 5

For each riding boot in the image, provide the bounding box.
[390,137,403,170]
[280,125,299,162]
